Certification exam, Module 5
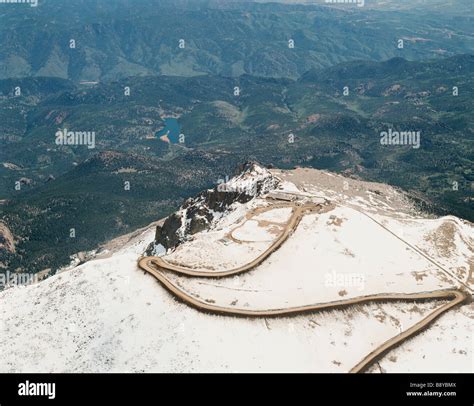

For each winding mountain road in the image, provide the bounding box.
[138,201,469,373]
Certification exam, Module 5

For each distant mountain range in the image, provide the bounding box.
[1,0,474,81]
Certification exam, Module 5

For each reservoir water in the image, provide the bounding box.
[156,118,181,144]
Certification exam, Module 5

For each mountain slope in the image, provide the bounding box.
[0,150,240,273]
[0,164,471,372]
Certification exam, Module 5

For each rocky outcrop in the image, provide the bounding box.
[0,222,15,254]
[148,162,280,252]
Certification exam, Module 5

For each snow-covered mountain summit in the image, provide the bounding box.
[148,162,280,252]
[0,164,472,373]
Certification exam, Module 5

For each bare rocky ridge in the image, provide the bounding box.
[273,167,420,218]
[148,162,280,252]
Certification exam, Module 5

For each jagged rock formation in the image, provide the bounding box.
[149,162,280,252]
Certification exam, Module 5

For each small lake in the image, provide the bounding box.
[156,118,181,144]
